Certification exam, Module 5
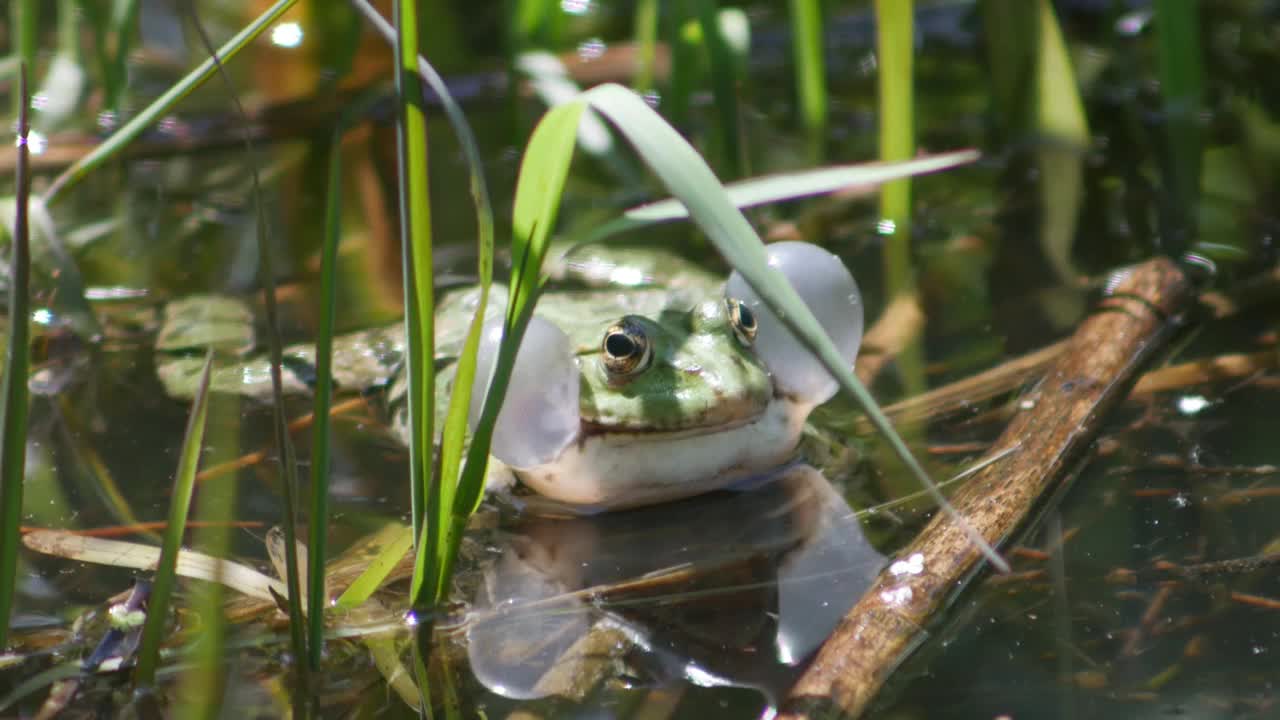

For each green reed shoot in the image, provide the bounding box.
[875,0,916,296]
[133,353,213,687]
[0,66,33,650]
[390,0,436,622]
[789,0,827,162]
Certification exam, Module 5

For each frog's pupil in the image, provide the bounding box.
[737,303,755,330]
[606,333,636,358]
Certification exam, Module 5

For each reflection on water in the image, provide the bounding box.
[462,465,884,711]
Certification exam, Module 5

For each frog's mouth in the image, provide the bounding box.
[514,396,811,511]
[577,404,767,440]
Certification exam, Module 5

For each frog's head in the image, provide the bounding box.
[473,240,863,511]
[578,297,772,434]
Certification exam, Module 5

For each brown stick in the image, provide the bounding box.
[779,257,1194,719]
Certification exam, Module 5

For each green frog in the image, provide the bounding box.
[157,241,864,512]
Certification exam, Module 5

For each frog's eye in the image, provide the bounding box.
[726,298,757,346]
[601,320,652,377]
[725,241,863,405]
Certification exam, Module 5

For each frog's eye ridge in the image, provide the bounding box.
[726,298,757,346]
[602,320,652,377]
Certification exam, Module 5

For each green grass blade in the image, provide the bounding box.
[333,524,414,611]
[875,0,915,295]
[789,0,827,162]
[299,125,348,671]
[390,0,437,615]
[576,151,980,245]
[432,101,587,604]
[874,0,927,418]
[42,0,300,203]
[133,352,214,687]
[578,83,1008,571]
[0,67,33,651]
[349,0,497,608]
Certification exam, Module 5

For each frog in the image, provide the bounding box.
[156,240,864,512]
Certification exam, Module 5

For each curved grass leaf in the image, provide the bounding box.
[133,352,213,688]
[574,150,979,247]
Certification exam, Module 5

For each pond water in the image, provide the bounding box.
[3,0,1280,718]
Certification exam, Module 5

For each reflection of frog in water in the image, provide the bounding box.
[157,241,863,512]
[464,464,885,707]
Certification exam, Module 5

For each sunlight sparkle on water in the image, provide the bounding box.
[578,38,606,61]
[270,22,304,48]
[16,129,47,155]
[1177,394,1211,415]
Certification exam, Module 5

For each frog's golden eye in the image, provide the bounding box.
[602,320,652,377]
[726,298,757,346]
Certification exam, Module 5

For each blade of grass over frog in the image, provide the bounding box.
[133,352,213,688]
[333,524,415,611]
[41,0,300,203]
[694,0,743,177]
[579,83,1008,571]
[574,151,980,246]
[1155,0,1204,249]
[391,0,438,617]
[0,67,32,650]
[350,0,498,607]
[436,103,587,602]
[789,0,827,162]
[182,6,309,676]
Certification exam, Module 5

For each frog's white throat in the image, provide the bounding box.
[505,396,813,511]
